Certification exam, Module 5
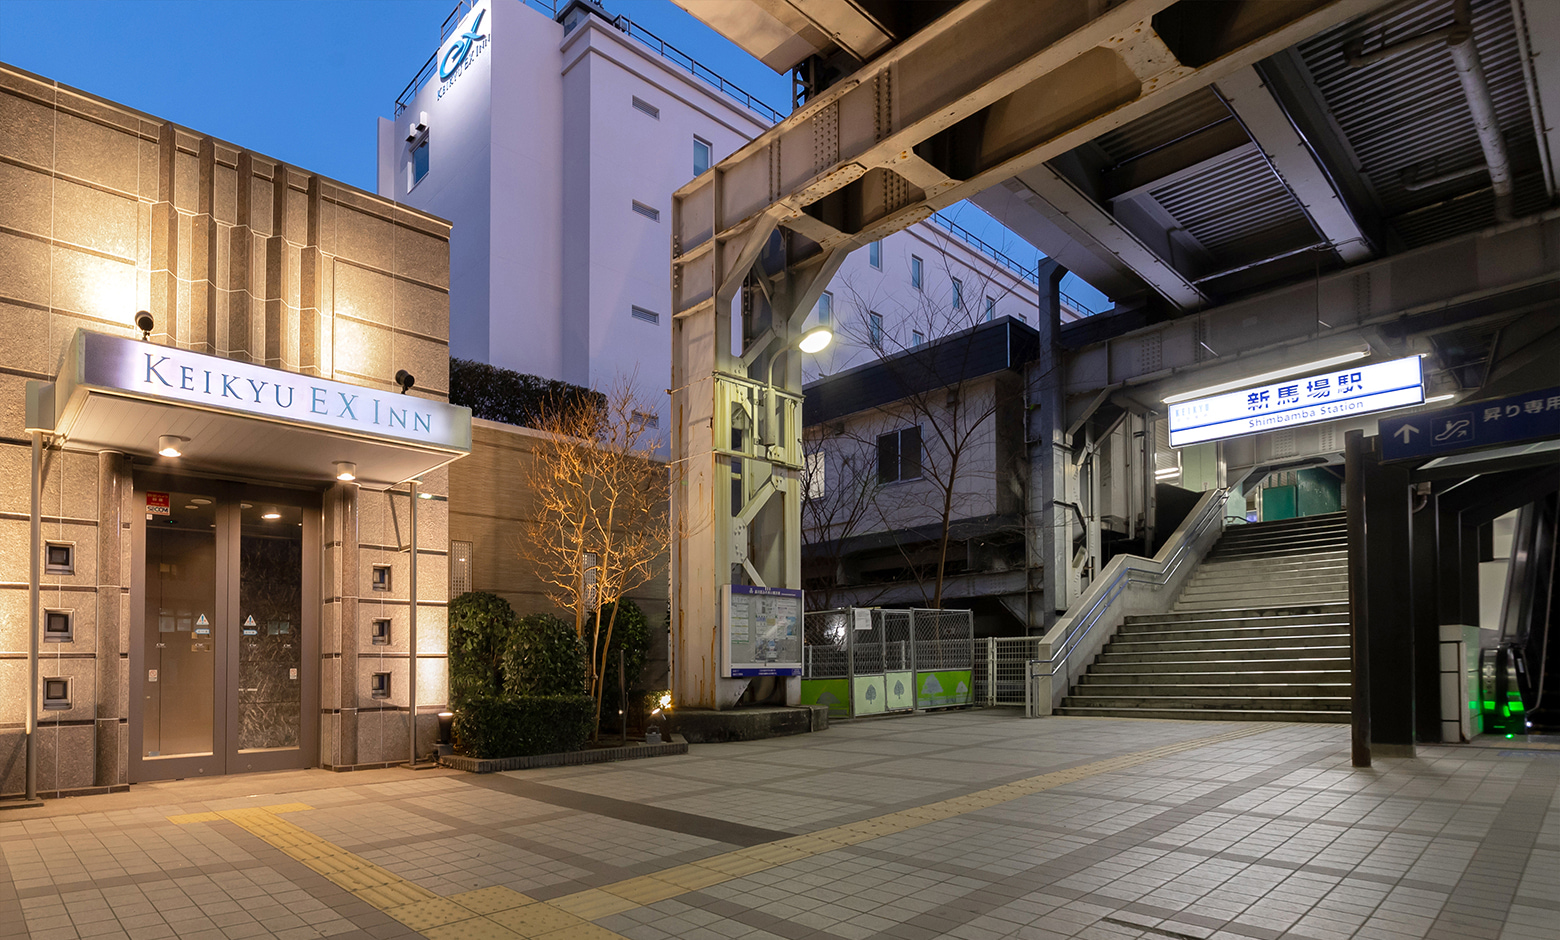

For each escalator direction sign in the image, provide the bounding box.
[1379,385,1560,462]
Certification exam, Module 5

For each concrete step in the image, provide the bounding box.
[1106,633,1349,654]
[1175,594,1349,612]
[1182,569,1348,589]
[1088,658,1352,675]
[1060,693,1350,711]
[1223,514,1345,536]
[1078,672,1349,687]
[1195,552,1348,572]
[1114,623,1349,642]
[1053,705,1350,723]
[1178,580,1348,600]
[1127,602,1350,624]
[1098,645,1350,663]
[1211,540,1349,560]
[1123,609,1347,629]
[1216,530,1348,551]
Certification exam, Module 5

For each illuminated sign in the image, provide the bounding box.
[1168,356,1424,447]
[437,5,488,98]
[66,330,470,452]
[722,584,803,678]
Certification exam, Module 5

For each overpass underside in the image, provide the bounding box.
[669,0,1560,706]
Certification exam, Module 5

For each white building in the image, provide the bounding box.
[378,0,1075,432]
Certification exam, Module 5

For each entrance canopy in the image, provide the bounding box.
[27,331,471,488]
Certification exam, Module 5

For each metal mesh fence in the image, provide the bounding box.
[977,636,1046,707]
[802,608,975,716]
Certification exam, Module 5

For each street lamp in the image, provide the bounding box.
[763,327,831,448]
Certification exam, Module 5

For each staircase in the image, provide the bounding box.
[1057,512,1351,722]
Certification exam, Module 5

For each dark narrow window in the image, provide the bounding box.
[869,240,881,269]
[985,296,996,321]
[868,311,883,349]
[951,277,963,309]
[412,137,430,185]
[877,426,922,483]
[817,291,832,326]
[912,330,925,347]
[693,137,712,176]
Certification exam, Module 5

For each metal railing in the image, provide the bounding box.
[397,0,785,124]
[1030,487,1231,714]
[928,212,1099,317]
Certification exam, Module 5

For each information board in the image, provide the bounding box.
[722,584,803,677]
[1168,356,1424,447]
[1379,385,1560,462]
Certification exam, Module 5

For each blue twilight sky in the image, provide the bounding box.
[0,0,1105,312]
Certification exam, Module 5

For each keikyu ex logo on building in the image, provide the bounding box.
[438,7,488,94]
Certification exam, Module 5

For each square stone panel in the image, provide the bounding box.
[0,90,55,169]
[0,160,53,240]
[54,109,138,195]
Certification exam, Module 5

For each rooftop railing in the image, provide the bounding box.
[928,212,1098,316]
[396,0,784,125]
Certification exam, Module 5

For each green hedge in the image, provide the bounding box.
[449,358,603,429]
[504,613,586,697]
[453,693,596,758]
[448,592,516,708]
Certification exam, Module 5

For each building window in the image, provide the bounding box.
[985,296,996,321]
[582,552,599,607]
[412,137,430,185]
[632,96,660,119]
[804,451,825,499]
[450,539,473,597]
[371,564,392,592]
[371,619,391,646]
[912,330,925,347]
[370,672,391,699]
[632,410,660,429]
[868,311,883,349]
[44,609,73,643]
[632,201,660,222]
[951,277,963,309]
[877,426,922,484]
[911,255,923,290]
[816,291,832,326]
[693,137,711,176]
[631,305,660,325]
[868,240,881,269]
[43,677,70,711]
[45,541,74,575]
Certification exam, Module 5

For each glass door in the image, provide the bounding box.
[131,477,319,781]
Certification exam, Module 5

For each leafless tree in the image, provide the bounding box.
[521,376,669,735]
[823,238,1031,608]
[799,443,882,611]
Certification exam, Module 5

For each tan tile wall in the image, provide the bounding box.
[0,64,453,793]
[449,421,670,693]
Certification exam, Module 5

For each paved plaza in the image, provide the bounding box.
[0,712,1556,940]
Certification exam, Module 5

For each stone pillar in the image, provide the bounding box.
[95,452,127,787]
[325,482,360,768]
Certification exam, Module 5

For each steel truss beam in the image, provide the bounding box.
[670,0,1387,708]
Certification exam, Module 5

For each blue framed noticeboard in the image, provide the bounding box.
[721,584,803,677]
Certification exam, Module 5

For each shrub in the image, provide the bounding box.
[504,613,587,697]
[453,693,596,758]
[449,357,603,429]
[588,598,652,729]
[448,592,516,708]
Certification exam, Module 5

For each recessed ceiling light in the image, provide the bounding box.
[157,435,187,458]
[334,461,357,482]
[241,503,253,510]
[184,505,198,510]
[190,497,212,505]
[261,509,281,520]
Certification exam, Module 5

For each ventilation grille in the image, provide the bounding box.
[631,306,660,324]
[632,201,660,222]
[632,96,660,119]
[450,540,473,598]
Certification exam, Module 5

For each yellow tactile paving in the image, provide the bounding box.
[167,723,1272,940]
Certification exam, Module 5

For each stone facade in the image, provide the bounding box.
[0,63,454,795]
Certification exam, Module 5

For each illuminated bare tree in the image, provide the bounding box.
[522,376,668,735]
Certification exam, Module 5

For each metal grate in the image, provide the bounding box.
[450,539,473,598]
[631,96,660,119]
[631,305,660,324]
[632,201,660,222]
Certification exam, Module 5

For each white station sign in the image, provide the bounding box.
[1168,356,1424,447]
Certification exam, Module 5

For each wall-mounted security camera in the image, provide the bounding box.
[136,311,154,340]
[395,370,416,395]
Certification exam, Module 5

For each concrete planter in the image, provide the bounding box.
[439,734,688,773]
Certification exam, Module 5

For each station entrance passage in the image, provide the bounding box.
[1348,390,1560,761]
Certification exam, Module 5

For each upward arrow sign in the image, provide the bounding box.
[1394,424,1420,444]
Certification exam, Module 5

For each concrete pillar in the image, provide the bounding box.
[94,452,128,788]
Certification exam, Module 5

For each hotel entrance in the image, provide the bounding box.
[129,475,321,781]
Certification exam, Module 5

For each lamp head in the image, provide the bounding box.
[135,312,154,340]
[798,327,832,354]
[394,369,416,394]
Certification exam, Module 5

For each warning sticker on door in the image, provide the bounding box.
[146,492,170,515]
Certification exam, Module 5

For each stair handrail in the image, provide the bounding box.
[1031,486,1230,715]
